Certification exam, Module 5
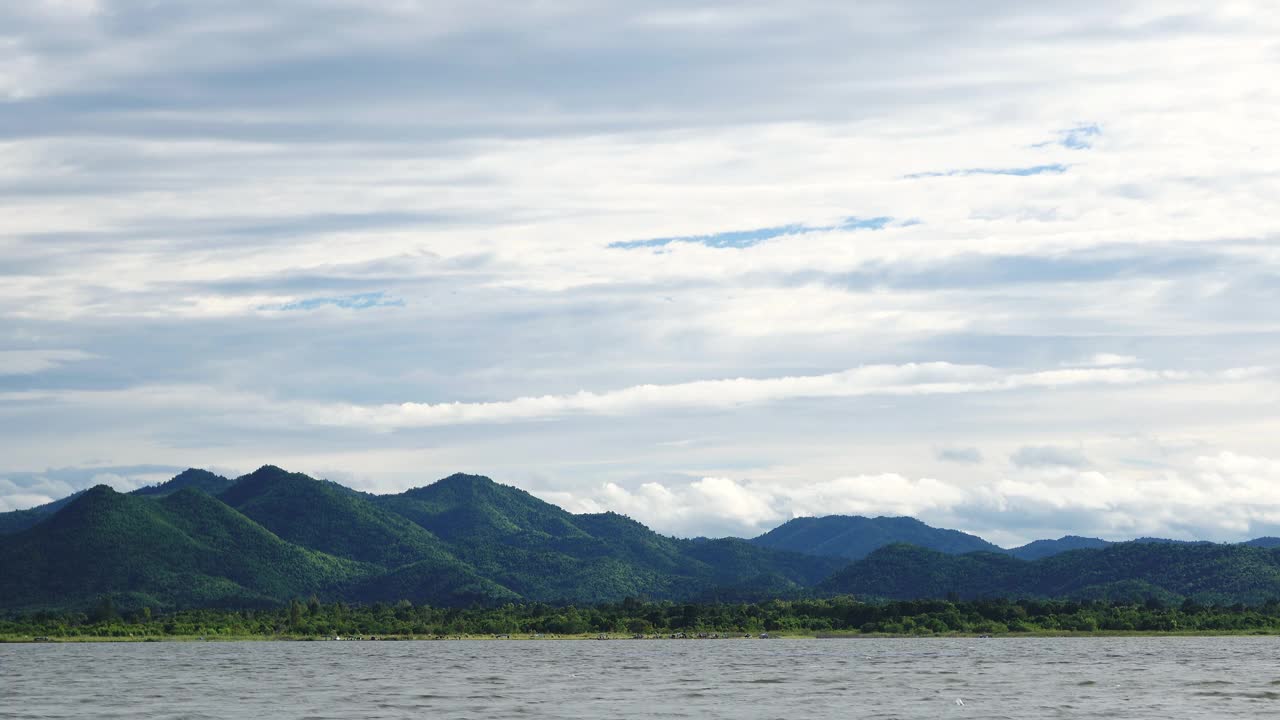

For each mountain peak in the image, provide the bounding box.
[246,464,291,479]
[80,483,120,499]
[437,472,497,487]
[378,472,584,543]
[751,513,1000,560]
[399,472,499,498]
[229,465,316,489]
[42,484,144,533]
[132,468,233,498]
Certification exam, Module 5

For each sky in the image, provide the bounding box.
[2,0,1279,546]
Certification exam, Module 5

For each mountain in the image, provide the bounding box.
[132,468,234,498]
[0,486,368,612]
[342,559,522,606]
[374,473,589,543]
[0,469,232,536]
[1007,535,1112,561]
[751,515,1002,560]
[0,466,843,611]
[219,465,461,570]
[375,473,843,603]
[0,491,86,535]
[9,464,1280,612]
[819,542,1280,605]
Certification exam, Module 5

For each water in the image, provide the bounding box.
[2,637,1278,719]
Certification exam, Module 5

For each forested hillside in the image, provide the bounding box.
[5,466,1280,613]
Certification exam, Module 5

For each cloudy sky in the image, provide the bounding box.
[2,0,1279,546]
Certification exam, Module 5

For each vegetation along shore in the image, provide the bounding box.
[6,597,1280,642]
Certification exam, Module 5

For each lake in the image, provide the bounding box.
[2,637,1278,718]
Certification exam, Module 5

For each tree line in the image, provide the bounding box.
[6,595,1280,639]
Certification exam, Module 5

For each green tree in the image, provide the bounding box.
[91,595,117,623]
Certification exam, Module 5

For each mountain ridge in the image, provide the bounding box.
[0,467,840,611]
[5,466,1280,612]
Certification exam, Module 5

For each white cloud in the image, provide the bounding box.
[535,476,785,537]
[535,450,1280,544]
[87,472,150,493]
[1010,445,1091,469]
[782,474,970,519]
[1075,353,1140,367]
[0,350,93,375]
[936,447,983,464]
[0,493,56,512]
[0,0,1278,542]
[305,363,1248,429]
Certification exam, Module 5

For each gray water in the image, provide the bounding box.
[2,637,1278,719]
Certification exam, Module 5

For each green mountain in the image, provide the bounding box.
[373,473,589,543]
[0,491,86,535]
[132,469,234,498]
[342,559,522,606]
[0,486,368,612]
[819,542,1280,605]
[218,465,460,570]
[0,468,232,535]
[1007,535,1112,561]
[374,473,842,603]
[10,464,1280,611]
[751,515,1002,560]
[0,466,843,611]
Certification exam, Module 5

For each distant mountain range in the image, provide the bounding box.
[0,467,839,612]
[819,542,1280,606]
[3,466,1280,611]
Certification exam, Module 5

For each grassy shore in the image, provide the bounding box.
[6,629,1279,643]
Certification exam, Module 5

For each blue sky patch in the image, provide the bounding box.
[906,164,1068,179]
[609,216,894,250]
[271,291,405,311]
[1035,124,1101,150]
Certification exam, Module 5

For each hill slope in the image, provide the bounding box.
[820,542,1280,605]
[751,515,1002,560]
[0,491,86,535]
[11,465,1280,611]
[0,486,368,611]
[1007,535,1112,561]
[219,465,461,570]
[376,474,842,603]
[0,469,232,535]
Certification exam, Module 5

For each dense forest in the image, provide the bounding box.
[6,466,1280,613]
[5,597,1280,640]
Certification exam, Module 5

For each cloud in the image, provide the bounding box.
[541,472,968,538]
[0,465,181,511]
[305,362,1234,429]
[784,474,970,519]
[1074,353,1140,367]
[0,493,58,513]
[536,477,781,538]
[936,447,984,464]
[1011,445,1091,469]
[534,450,1280,543]
[0,0,1278,543]
[0,349,93,375]
[975,452,1280,540]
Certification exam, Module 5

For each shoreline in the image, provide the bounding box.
[5,629,1278,643]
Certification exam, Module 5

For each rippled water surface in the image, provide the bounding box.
[4,637,1280,719]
